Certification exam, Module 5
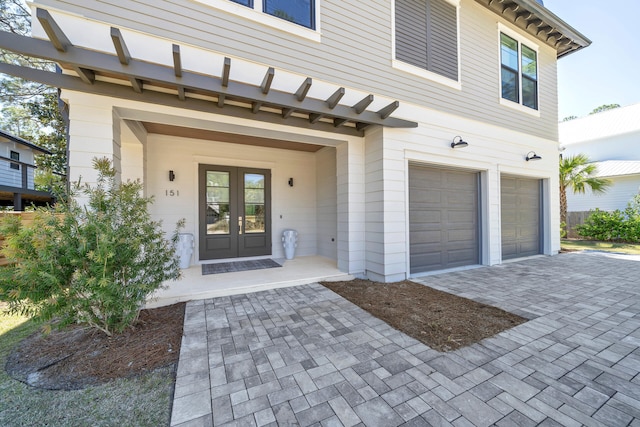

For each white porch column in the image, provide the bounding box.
[64,91,121,185]
[364,127,407,282]
[485,166,501,265]
[336,139,365,275]
[121,120,148,193]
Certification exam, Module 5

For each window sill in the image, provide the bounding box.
[499,98,541,117]
[392,60,461,90]
[192,0,321,43]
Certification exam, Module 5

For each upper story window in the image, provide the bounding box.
[230,0,315,29]
[10,150,20,170]
[500,31,538,110]
[394,0,459,86]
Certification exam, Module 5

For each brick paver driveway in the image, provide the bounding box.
[171,252,640,426]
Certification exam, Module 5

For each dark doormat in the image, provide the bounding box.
[202,259,282,275]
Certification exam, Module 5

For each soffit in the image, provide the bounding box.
[142,122,325,153]
[0,9,417,138]
[473,0,591,58]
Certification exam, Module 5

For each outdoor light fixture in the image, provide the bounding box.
[450,136,469,148]
[525,151,542,161]
[169,170,175,181]
[288,178,294,187]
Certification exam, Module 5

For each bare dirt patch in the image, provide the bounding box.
[321,279,526,352]
[5,303,185,390]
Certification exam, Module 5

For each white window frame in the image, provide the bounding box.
[390,0,462,91]
[498,23,540,117]
[193,0,321,42]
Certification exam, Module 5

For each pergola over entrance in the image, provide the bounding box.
[0,8,418,138]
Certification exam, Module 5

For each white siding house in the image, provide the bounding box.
[560,103,640,212]
[0,130,53,210]
[0,0,590,303]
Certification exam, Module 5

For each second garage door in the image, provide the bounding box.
[409,164,479,274]
[501,175,542,260]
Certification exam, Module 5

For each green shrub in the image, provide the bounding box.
[0,158,183,336]
[577,194,640,243]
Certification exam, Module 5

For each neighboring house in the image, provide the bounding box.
[0,129,53,210]
[559,103,640,212]
[0,0,588,294]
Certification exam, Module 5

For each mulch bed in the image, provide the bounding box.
[321,279,526,352]
[5,303,185,390]
[5,278,526,390]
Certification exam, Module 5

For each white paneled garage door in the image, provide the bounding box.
[501,175,542,260]
[409,164,479,274]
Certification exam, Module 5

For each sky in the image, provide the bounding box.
[542,0,640,120]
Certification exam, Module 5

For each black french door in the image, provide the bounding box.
[199,165,271,260]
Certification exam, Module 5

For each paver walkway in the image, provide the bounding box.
[171,252,640,426]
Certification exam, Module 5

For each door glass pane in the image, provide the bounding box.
[206,203,230,234]
[244,173,264,189]
[245,173,265,233]
[245,204,265,233]
[206,171,230,235]
[207,187,229,203]
[264,0,314,29]
[207,171,229,187]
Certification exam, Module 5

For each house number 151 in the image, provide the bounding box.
[165,190,179,196]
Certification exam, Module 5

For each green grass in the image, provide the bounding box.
[0,308,175,427]
[561,239,640,255]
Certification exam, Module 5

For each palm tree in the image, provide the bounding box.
[560,154,611,228]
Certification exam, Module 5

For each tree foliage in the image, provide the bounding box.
[0,158,183,336]
[0,0,67,181]
[577,195,640,243]
[562,115,578,122]
[589,104,620,115]
[559,154,611,232]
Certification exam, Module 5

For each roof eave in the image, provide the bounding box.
[0,129,52,154]
[474,0,591,59]
[516,0,591,57]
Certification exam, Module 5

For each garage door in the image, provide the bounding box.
[501,176,541,260]
[409,164,479,274]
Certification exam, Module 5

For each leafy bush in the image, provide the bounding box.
[577,194,640,243]
[0,158,183,336]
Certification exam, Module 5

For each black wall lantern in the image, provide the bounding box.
[450,136,469,148]
[288,178,294,187]
[525,151,542,161]
[169,170,175,181]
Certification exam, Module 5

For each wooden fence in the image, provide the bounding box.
[0,212,39,266]
[565,211,592,238]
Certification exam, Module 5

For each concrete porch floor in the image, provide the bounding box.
[146,256,353,308]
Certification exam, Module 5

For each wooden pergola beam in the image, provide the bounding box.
[377,101,399,119]
[0,61,365,137]
[36,8,70,52]
[326,87,345,109]
[221,57,231,87]
[110,28,141,91]
[36,8,94,84]
[172,44,182,78]
[353,95,374,114]
[260,67,274,94]
[295,78,312,102]
[0,29,417,129]
[110,27,131,65]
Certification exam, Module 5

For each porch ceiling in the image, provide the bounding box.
[0,8,417,138]
[142,122,325,153]
[473,0,591,57]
